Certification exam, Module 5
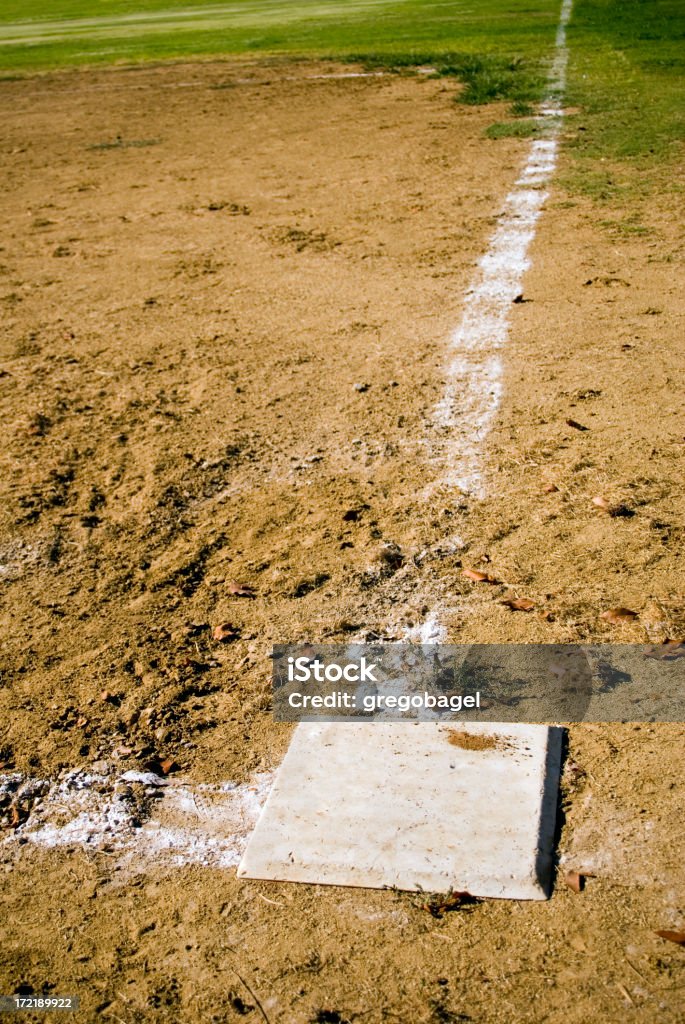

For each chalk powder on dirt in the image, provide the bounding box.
[434,0,573,498]
[406,0,573,640]
[1,767,273,869]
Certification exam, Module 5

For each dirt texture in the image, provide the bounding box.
[0,60,683,1023]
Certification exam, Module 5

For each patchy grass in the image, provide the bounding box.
[510,98,535,117]
[599,216,653,238]
[354,51,545,105]
[447,54,544,105]
[485,118,542,139]
[557,168,640,202]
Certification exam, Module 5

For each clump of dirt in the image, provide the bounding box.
[446,729,504,751]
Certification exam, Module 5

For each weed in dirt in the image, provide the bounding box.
[599,216,652,237]
[446,55,543,106]
[404,888,482,918]
[351,50,545,106]
[228,991,254,1015]
[206,200,250,215]
[428,996,472,1023]
[510,98,535,116]
[485,118,542,139]
[274,226,339,253]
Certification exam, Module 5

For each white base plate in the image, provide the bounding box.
[238,722,562,899]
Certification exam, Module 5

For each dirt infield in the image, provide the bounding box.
[1,61,684,1022]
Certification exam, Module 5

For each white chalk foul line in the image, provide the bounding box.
[1,766,273,870]
[433,0,573,499]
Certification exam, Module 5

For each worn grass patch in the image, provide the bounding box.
[599,216,652,238]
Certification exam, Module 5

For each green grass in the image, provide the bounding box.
[509,98,535,116]
[0,0,560,72]
[374,52,544,104]
[599,216,652,237]
[350,50,545,105]
[472,0,683,185]
[563,0,684,187]
[449,55,542,104]
[485,118,542,139]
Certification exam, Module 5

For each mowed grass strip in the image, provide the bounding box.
[0,0,560,71]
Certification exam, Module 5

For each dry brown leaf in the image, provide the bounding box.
[461,568,499,584]
[601,607,638,625]
[564,870,583,893]
[655,929,685,946]
[664,639,684,652]
[645,640,685,661]
[423,891,477,918]
[592,495,634,517]
[212,622,239,642]
[228,580,256,598]
[501,597,536,612]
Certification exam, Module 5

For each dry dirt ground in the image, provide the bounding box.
[0,60,684,1023]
